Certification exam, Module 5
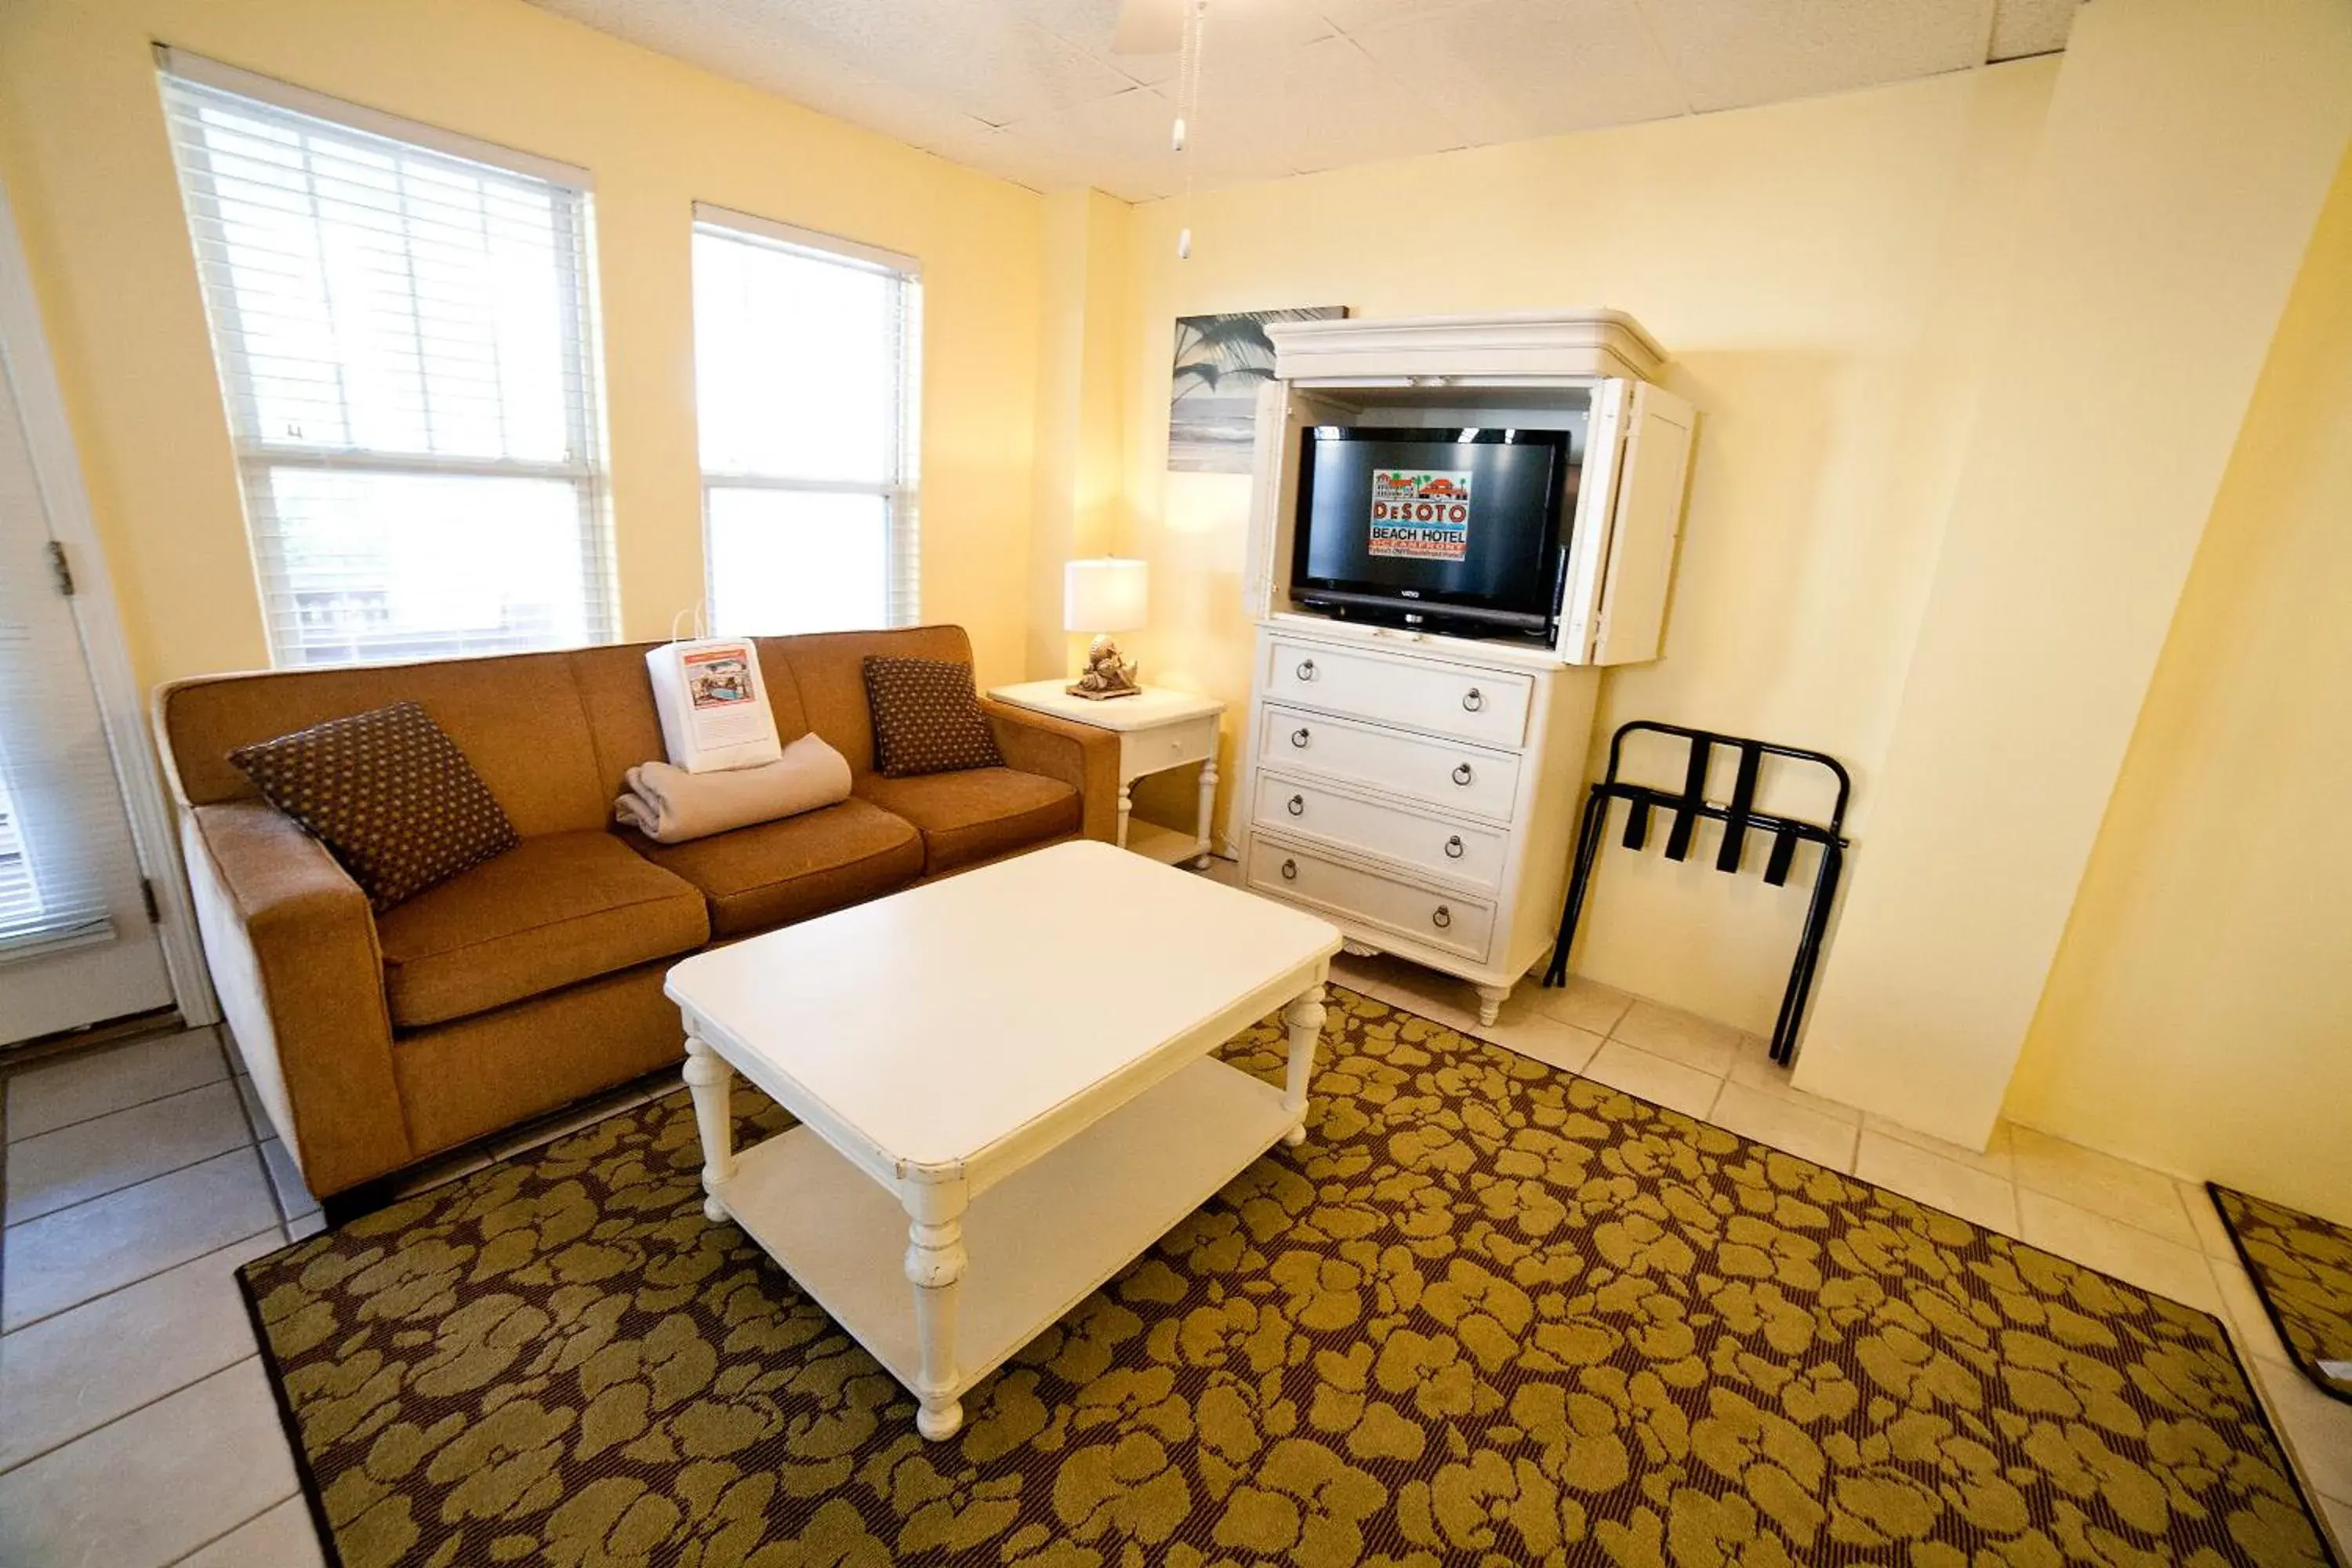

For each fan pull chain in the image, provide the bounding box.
[1174,0,1207,260]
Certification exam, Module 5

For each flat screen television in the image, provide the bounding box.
[1290,426,1577,642]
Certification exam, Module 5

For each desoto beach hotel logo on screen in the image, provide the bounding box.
[1368,469,1472,561]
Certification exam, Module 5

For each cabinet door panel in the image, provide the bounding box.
[1589,382,1695,666]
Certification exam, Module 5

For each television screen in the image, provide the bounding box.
[1298,425,1571,634]
[1290,426,1575,636]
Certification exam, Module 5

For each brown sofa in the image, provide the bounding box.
[154,626,1119,1203]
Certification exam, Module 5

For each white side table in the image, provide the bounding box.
[987,680,1225,867]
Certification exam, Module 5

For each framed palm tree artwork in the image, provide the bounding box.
[1167,306,1345,473]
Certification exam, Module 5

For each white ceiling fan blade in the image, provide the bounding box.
[1110,0,1188,54]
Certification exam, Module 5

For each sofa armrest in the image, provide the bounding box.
[182,801,412,1196]
[982,699,1121,843]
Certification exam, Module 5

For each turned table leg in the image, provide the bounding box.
[1280,983,1326,1148]
[682,1028,735,1223]
[1116,781,1134,848]
[903,1178,970,1440]
[1474,982,1509,1028]
[1194,753,1218,868]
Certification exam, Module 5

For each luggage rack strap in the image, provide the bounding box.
[1543,721,1852,1065]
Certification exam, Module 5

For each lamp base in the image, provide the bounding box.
[1068,636,1142,700]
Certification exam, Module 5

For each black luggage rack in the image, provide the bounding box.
[1541,721,1851,1065]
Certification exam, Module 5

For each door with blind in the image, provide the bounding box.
[0,343,172,1044]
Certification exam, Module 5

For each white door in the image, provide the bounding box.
[0,338,174,1045]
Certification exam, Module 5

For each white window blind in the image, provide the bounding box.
[0,375,125,960]
[159,52,615,666]
[691,205,921,636]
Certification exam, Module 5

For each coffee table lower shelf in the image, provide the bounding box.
[715,1054,1296,1410]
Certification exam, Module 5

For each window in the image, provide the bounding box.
[159,51,613,666]
[691,205,921,635]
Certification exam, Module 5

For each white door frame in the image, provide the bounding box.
[0,179,219,1027]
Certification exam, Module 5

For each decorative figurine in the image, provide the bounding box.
[1067,637,1142,700]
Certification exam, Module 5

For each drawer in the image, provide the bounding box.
[1265,638,1532,748]
[1257,703,1521,822]
[1247,835,1496,962]
[1120,714,1217,779]
[1253,771,1508,891]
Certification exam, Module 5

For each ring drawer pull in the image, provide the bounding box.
[1291,728,1311,748]
[1296,659,1316,681]
[1280,858,1298,881]
[1443,835,1465,858]
[1287,794,1305,816]
[1432,906,1452,929]
[1462,688,1484,713]
[1451,762,1474,786]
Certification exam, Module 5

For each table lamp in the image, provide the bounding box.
[1064,557,1148,699]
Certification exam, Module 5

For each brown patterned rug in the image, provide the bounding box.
[240,988,2339,1566]
[2212,1185,2352,1406]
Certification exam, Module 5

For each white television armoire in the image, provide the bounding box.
[1233,310,1697,1025]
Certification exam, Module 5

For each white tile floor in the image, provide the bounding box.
[2,964,2348,1564]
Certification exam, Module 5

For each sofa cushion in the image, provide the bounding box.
[775,626,980,776]
[161,651,611,833]
[376,831,708,1028]
[855,768,1081,875]
[229,700,519,911]
[632,797,924,937]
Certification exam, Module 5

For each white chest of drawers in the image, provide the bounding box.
[1235,625,1598,1024]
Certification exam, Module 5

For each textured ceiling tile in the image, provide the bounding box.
[1635,0,1988,114]
[1353,0,1686,145]
[527,0,2069,198]
[1987,0,2074,61]
[714,0,1138,125]
[596,0,993,152]
[1316,0,1479,37]
[935,85,1235,199]
[1194,33,1467,176]
[996,0,1174,81]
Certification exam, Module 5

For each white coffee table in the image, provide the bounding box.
[662,840,1341,1441]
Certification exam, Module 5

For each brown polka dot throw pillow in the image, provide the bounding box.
[862,655,1004,779]
[229,700,519,911]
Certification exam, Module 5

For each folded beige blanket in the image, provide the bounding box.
[615,733,851,844]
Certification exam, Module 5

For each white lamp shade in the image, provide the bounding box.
[1064,557,1149,633]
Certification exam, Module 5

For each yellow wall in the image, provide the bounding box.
[0,0,1045,691]
[1792,0,2352,1148]
[2004,143,2352,1225]
[1111,62,2057,1030]
[1028,189,1131,681]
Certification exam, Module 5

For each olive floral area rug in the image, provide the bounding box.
[2211,1184,2352,1406]
[238,988,2340,1567]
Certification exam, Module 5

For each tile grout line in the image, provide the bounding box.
[7,1076,241,1156]
[159,1488,303,1568]
[0,1352,268,1481]
[213,1028,307,1234]
[1,1222,283,1338]
[5,1087,263,1230]
[4,1140,266,1238]
[2011,1170,2217,1253]
[3,1067,236,1146]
